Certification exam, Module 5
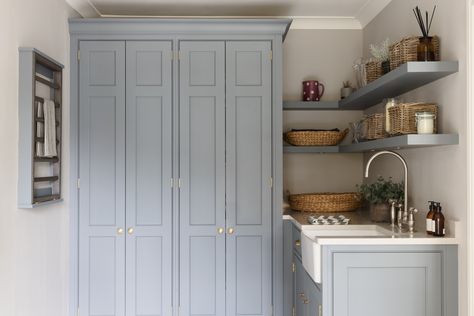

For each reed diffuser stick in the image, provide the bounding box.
[413,5,437,37]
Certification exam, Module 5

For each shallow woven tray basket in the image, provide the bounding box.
[284,129,348,146]
[289,193,362,213]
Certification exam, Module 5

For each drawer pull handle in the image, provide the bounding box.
[303,299,309,305]
[298,292,305,298]
[295,240,301,247]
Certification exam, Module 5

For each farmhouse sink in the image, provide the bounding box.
[301,225,393,283]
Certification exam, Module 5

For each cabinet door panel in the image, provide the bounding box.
[294,255,305,316]
[126,41,173,316]
[333,252,442,316]
[79,41,126,316]
[225,41,272,316]
[179,41,226,316]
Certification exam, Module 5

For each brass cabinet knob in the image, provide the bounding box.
[295,240,301,247]
[303,299,310,305]
[217,227,224,234]
[117,227,124,235]
[298,292,305,298]
[227,227,234,235]
[127,227,134,235]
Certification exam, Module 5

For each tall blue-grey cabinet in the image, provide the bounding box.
[70,19,291,316]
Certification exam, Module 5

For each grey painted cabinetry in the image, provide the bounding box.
[283,220,458,316]
[72,19,290,316]
[78,40,173,316]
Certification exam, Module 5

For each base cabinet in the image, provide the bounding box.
[283,220,458,316]
[325,245,458,316]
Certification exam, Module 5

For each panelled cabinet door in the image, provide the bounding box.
[304,270,322,316]
[125,41,173,316]
[294,255,305,316]
[225,41,273,316]
[333,252,442,316]
[179,41,227,316]
[78,41,126,316]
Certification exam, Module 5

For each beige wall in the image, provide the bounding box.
[0,1,78,316]
[363,1,468,314]
[283,30,365,194]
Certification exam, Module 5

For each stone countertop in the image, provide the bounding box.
[283,209,461,245]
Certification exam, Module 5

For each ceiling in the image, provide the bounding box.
[66,0,393,29]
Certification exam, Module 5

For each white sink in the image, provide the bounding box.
[301,225,393,283]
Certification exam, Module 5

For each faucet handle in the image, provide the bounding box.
[408,207,418,215]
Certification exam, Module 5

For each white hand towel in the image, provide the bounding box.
[43,99,57,157]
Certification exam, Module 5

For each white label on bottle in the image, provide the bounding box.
[443,228,446,235]
[426,219,432,232]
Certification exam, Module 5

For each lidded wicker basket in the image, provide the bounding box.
[365,60,383,83]
[366,113,387,140]
[284,129,348,146]
[388,102,438,135]
[289,193,362,213]
[389,36,440,70]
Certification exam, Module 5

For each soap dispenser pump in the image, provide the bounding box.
[426,201,435,235]
[432,203,446,237]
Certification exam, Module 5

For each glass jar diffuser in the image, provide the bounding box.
[417,36,435,61]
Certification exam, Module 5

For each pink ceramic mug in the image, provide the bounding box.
[302,80,325,101]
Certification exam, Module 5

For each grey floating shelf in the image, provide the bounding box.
[284,145,339,153]
[283,134,459,154]
[283,101,340,111]
[283,61,459,111]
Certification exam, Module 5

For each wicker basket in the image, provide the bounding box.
[284,129,348,146]
[388,102,438,135]
[390,36,440,70]
[366,113,387,140]
[289,193,362,213]
[365,60,383,83]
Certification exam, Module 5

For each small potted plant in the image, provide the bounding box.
[370,38,391,74]
[357,176,404,222]
[340,81,354,99]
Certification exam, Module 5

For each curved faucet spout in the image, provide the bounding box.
[364,150,408,216]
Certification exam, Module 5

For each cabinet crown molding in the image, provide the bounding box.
[69,18,292,40]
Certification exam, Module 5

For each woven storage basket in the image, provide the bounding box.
[365,60,383,83]
[284,129,348,146]
[289,193,362,213]
[366,113,387,140]
[388,102,438,135]
[390,36,440,70]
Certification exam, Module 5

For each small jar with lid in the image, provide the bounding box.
[415,112,436,134]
